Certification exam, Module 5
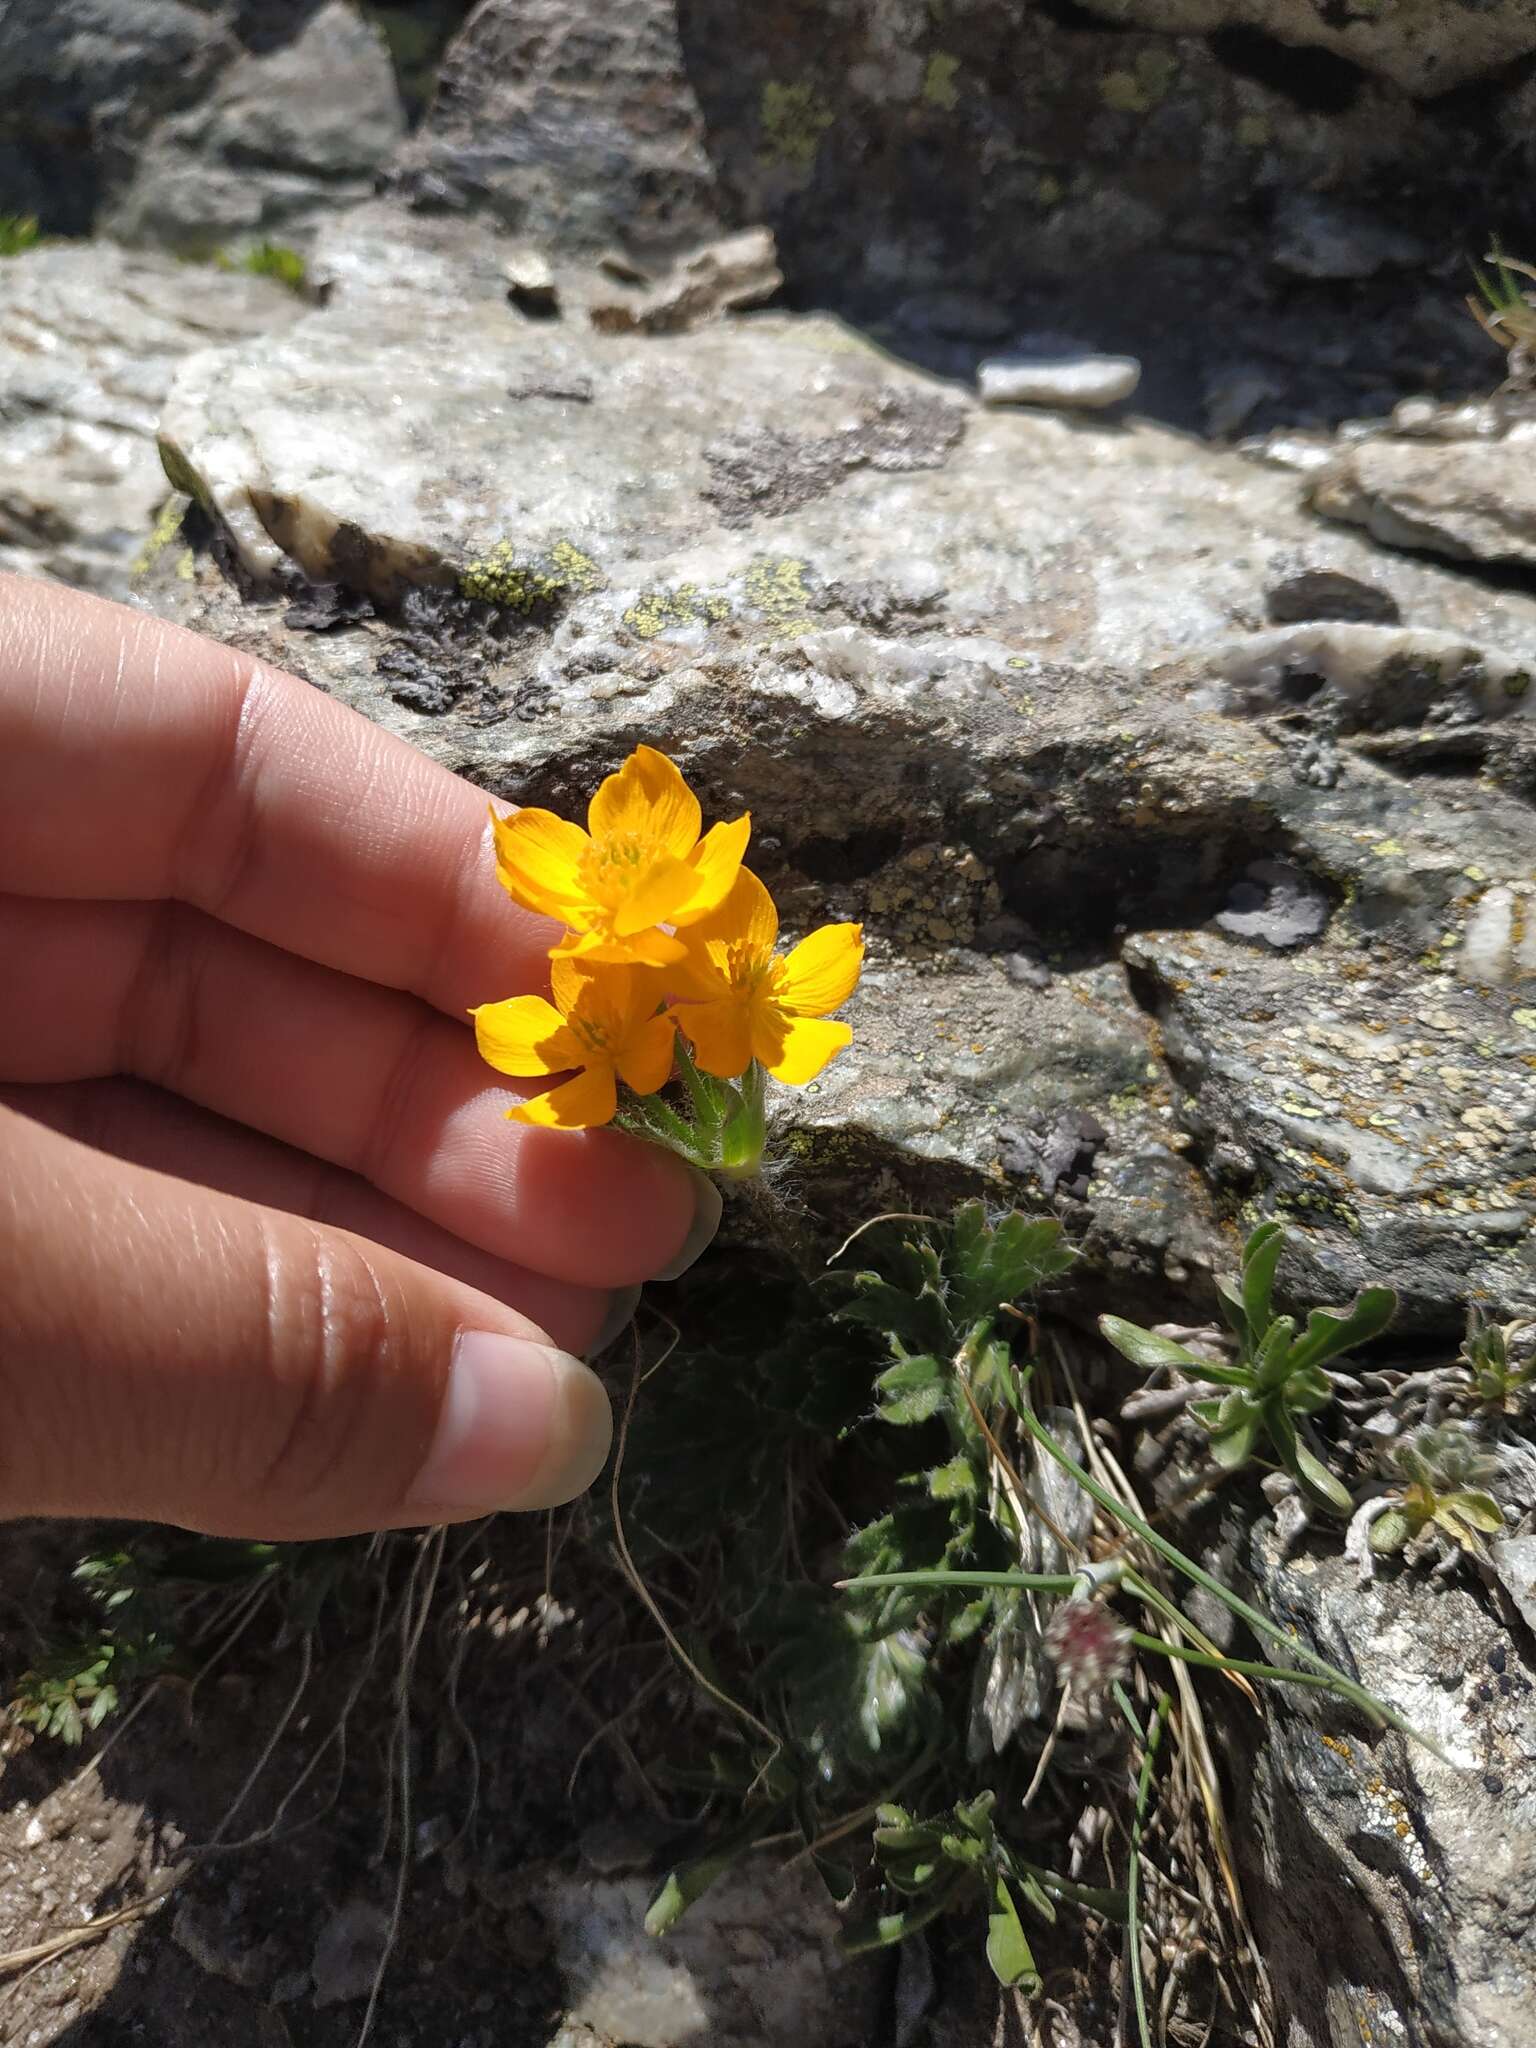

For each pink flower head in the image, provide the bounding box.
[1044,1598,1131,1698]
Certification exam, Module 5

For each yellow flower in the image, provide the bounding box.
[669,870,863,1084]
[490,745,750,966]
[472,957,675,1128]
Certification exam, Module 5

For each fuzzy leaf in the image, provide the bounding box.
[927,1456,979,1501]
[876,1355,947,1426]
[1267,1401,1352,1512]
[986,1878,1042,1992]
[1215,1277,1250,1340]
[951,1207,1075,1325]
[1207,1399,1261,1470]
[1252,1314,1296,1390]
[1368,1508,1414,1554]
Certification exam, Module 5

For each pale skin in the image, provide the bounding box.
[0,575,715,1539]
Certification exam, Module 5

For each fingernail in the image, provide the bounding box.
[587,1283,643,1361]
[652,1168,722,1282]
[409,1333,613,1512]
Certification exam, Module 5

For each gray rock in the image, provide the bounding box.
[1265,566,1401,627]
[135,202,1536,1332]
[0,240,300,595]
[1309,428,1536,569]
[541,1862,880,2048]
[310,1897,391,2007]
[587,227,783,335]
[1228,1522,1536,2048]
[978,353,1141,410]
[1271,194,1426,282]
[102,2,405,250]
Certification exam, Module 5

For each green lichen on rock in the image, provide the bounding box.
[760,81,834,171]
[459,537,602,610]
[921,53,961,110]
[0,214,41,257]
[622,582,728,640]
[745,555,814,635]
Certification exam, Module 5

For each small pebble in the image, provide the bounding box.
[979,353,1141,411]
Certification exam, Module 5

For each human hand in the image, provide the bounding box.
[0,576,717,1538]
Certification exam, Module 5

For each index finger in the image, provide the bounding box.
[0,574,549,1016]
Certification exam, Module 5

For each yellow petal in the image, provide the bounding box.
[507,1063,618,1129]
[669,814,752,927]
[616,1011,677,1096]
[472,995,579,1076]
[777,922,864,1017]
[756,1013,852,1085]
[554,924,686,968]
[670,995,754,1079]
[667,930,734,1002]
[491,806,591,921]
[612,853,698,936]
[587,745,700,856]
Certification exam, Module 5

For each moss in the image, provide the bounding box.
[219,241,307,292]
[1235,112,1271,148]
[760,81,834,171]
[921,53,960,111]
[459,537,603,611]
[156,439,211,514]
[1035,173,1065,207]
[130,494,190,579]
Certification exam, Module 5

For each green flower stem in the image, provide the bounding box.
[1121,1689,1171,2048]
[836,1569,1081,1594]
[1128,1633,1337,1689]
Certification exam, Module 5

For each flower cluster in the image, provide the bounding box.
[1043,1597,1132,1700]
[471,746,864,1141]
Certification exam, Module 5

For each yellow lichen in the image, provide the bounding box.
[760,81,834,171]
[1099,51,1176,114]
[745,555,814,634]
[921,52,960,110]
[459,537,603,609]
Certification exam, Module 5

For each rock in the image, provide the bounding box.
[0,3,403,249]
[587,227,783,335]
[101,2,405,251]
[171,1897,281,1991]
[135,201,1536,1331]
[1309,430,1536,569]
[310,1897,391,2007]
[504,247,559,319]
[1271,194,1426,282]
[0,240,301,595]
[1492,1533,1536,1634]
[1071,0,1536,96]
[390,0,723,256]
[1265,567,1401,627]
[978,354,1141,411]
[541,1861,880,2047]
[1203,369,1282,441]
[1227,1521,1536,2048]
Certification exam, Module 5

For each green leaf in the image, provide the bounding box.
[1286,1363,1334,1414]
[1215,1277,1250,1340]
[1207,1395,1261,1470]
[986,1878,1042,1992]
[1098,1317,1228,1377]
[1241,1222,1288,1339]
[1252,1314,1296,1390]
[1439,1491,1506,1536]
[645,1806,790,1935]
[1266,1402,1352,1512]
[1285,1287,1397,1374]
[1368,1508,1414,1554]
[875,1355,947,1425]
[950,1209,1075,1325]
[927,1456,978,1501]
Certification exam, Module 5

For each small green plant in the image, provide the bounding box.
[220,240,307,291]
[0,213,41,257]
[1368,1425,1506,1561]
[1456,1308,1535,1415]
[1099,1222,1396,1511]
[1468,244,1536,365]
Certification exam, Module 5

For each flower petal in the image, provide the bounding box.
[553,925,686,968]
[587,745,701,856]
[612,853,698,936]
[472,995,578,1076]
[507,1063,618,1129]
[670,995,755,1079]
[491,806,591,920]
[616,1011,677,1096]
[756,1013,852,1085]
[669,814,752,927]
[777,922,864,1017]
